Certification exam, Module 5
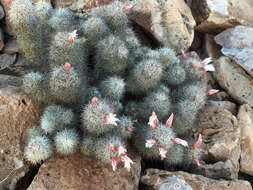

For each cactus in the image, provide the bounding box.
[24,135,53,164]
[11,0,213,172]
[54,128,79,155]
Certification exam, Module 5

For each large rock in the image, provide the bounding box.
[207,100,237,115]
[213,56,253,106]
[194,106,241,179]
[129,0,196,52]
[0,53,16,70]
[215,26,253,77]
[3,39,20,54]
[0,75,42,189]
[141,169,252,190]
[191,0,253,33]
[238,104,253,176]
[28,153,141,190]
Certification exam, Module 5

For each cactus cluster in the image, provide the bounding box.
[9,0,216,171]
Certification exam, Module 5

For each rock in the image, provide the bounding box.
[28,153,141,190]
[129,0,196,53]
[238,104,253,176]
[204,34,222,58]
[0,75,42,189]
[52,0,74,8]
[141,169,252,190]
[213,56,253,106]
[191,0,253,33]
[0,5,5,20]
[207,100,237,115]
[208,91,231,101]
[3,39,20,54]
[195,106,240,179]
[0,28,4,51]
[215,26,253,77]
[0,54,17,70]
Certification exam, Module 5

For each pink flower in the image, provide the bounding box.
[111,157,118,171]
[123,5,133,11]
[68,30,78,43]
[145,139,156,148]
[201,57,213,66]
[181,50,188,59]
[193,158,200,166]
[126,127,133,132]
[120,155,134,171]
[116,145,127,156]
[109,144,114,152]
[5,0,12,4]
[206,89,219,95]
[193,134,202,148]
[64,62,71,72]
[172,138,188,147]
[148,112,159,130]
[166,113,174,128]
[91,97,98,104]
[159,147,167,160]
[104,113,119,126]
[190,63,197,69]
[201,64,215,72]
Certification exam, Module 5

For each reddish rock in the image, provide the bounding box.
[0,75,42,189]
[129,0,195,52]
[141,169,252,190]
[213,56,253,106]
[28,153,141,190]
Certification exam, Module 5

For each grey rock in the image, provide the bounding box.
[3,39,20,54]
[0,54,16,70]
[207,100,237,115]
[215,26,253,77]
[0,28,4,51]
[0,5,5,20]
[141,169,252,190]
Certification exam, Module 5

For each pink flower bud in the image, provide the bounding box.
[181,50,188,59]
[172,138,188,147]
[193,134,202,148]
[111,157,118,171]
[91,97,98,104]
[190,63,197,69]
[64,62,71,72]
[207,89,219,95]
[104,113,119,126]
[5,0,12,4]
[120,155,133,171]
[109,144,114,152]
[166,113,174,128]
[159,147,167,160]
[126,127,133,132]
[193,158,200,166]
[145,139,156,148]
[148,112,159,130]
[116,145,127,156]
[123,5,133,11]
[68,30,77,43]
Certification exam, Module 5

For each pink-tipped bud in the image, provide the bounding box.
[207,89,219,95]
[111,157,118,172]
[190,63,197,69]
[201,57,213,66]
[172,138,188,147]
[159,147,167,160]
[193,158,200,166]
[91,97,98,104]
[181,50,188,59]
[116,145,127,156]
[123,5,133,11]
[148,112,159,130]
[126,127,133,132]
[166,113,174,128]
[64,62,71,72]
[104,113,119,126]
[109,144,114,152]
[5,0,12,4]
[193,134,202,148]
[68,30,77,43]
[145,139,156,148]
[120,155,133,171]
